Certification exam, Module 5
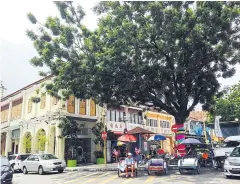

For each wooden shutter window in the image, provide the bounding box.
[28,99,32,113]
[40,95,46,109]
[52,97,58,105]
[67,96,75,113]
[90,99,96,116]
[79,99,86,115]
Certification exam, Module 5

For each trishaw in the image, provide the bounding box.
[117,157,138,177]
[146,155,168,175]
[177,138,202,174]
[178,155,201,174]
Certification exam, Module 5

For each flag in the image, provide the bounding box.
[214,116,223,138]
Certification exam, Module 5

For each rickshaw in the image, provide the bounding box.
[117,157,138,177]
[177,138,202,174]
[146,155,168,175]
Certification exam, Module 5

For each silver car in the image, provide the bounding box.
[224,146,240,178]
[22,154,66,175]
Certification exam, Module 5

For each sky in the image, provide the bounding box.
[0,0,240,103]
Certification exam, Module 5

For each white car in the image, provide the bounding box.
[8,154,31,172]
[224,146,240,178]
[22,154,66,175]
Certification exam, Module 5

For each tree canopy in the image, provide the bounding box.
[209,82,240,122]
[27,1,240,124]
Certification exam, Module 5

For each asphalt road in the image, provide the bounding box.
[13,169,240,184]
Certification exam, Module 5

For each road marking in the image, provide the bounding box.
[64,172,99,184]
[99,175,118,184]
[81,172,113,184]
[144,176,156,183]
[119,178,133,184]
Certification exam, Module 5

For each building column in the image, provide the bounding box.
[18,126,24,153]
[5,130,12,156]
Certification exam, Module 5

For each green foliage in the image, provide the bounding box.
[37,130,47,152]
[23,133,32,153]
[58,117,84,159]
[91,122,115,148]
[93,150,103,158]
[211,82,240,122]
[27,2,240,124]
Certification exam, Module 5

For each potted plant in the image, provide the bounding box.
[94,151,104,164]
[58,117,84,167]
[91,122,115,164]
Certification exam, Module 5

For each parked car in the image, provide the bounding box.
[224,145,240,178]
[1,155,13,184]
[8,154,31,172]
[22,154,66,175]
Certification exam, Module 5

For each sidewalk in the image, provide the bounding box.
[65,163,147,172]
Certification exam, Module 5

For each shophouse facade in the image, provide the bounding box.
[1,76,101,163]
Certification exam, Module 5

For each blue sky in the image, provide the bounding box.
[0,0,239,98]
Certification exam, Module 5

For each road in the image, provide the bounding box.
[13,169,240,184]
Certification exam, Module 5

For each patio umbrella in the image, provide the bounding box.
[148,134,166,141]
[180,138,201,145]
[118,134,137,142]
[118,134,137,153]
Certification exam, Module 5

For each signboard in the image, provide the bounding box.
[171,124,179,133]
[107,122,125,131]
[144,142,148,151]
[101,131,107,140]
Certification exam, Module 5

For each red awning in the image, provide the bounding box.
[113,131,123,135]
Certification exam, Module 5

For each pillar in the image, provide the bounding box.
[18,127,24,153]
[5,130,12,156]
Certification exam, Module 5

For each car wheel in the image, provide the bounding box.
[58,169,64,173]
[179,168,184,174]
[226,175,232,179]
[38,166,44,175]
[23,166,28,174]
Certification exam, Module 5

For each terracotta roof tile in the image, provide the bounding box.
[188,111,208,122]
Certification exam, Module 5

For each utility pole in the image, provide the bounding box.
[102,104,107,168]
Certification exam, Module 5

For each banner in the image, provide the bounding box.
[214,116,223,138]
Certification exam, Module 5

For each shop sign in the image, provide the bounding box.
[107,122,125,131]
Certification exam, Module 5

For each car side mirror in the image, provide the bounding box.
[35,158,39,161]
[216,145,220,148]
[225,153,230,157]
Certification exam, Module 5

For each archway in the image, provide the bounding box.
[49,126,56,155]
[35,129,47,153]
[23,132,32,153]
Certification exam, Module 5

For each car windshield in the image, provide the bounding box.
[1,157,9,166]
[20,155,30,161]
[221,141,239,148]
[230,147,240,157]
[39,154,58,160]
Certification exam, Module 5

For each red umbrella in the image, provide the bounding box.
[118,134,137,142]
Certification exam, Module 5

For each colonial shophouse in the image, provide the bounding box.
[1,76,102,163]
[1,76,175,163]
[106,106,175,160]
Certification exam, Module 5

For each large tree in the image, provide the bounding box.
[209,82,240,122]
[27,1,240,124]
